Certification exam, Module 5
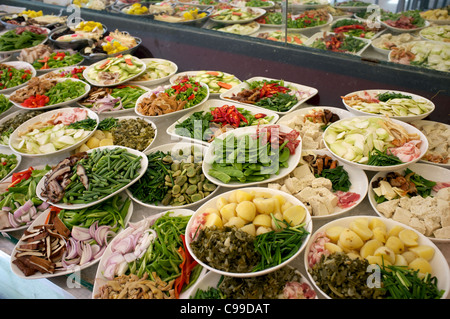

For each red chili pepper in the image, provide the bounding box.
[21,94,49,108]
[173,234,198,299]
[8,166,34,189]
[254,113,266,119]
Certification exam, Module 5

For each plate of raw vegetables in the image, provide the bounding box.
[92,209,207,299]
[367,162,450,243]
[170,70,241,97]
[333,0,371,12]
[128,58,178,86]
[187,265,317,299]
[36,145,148,210]
[329,18,386,40]
[135,79,210,119]
[126,142,220,210]
[0,165,51,233]
[166,99,279,146]
[10,77,91,111]
[305,31,371,55]
[209,7,266,24]
[83,54,146,87]
[185,187,313,277]
[0,61,36,94]
[379,10,430,34]
[304,215,450,299]
[31,50,84,74]
[77,84,151,115]
[10,192,134,279]
[323,116,429,171]
[262,149,368,219]
[39,65,88,82]
[0,148,21,183]
[230,0,275,10]
[286,11,333,33]
[219,76,318,115]
[0,26,49,54]
[9,107,99,157]
[288,0,330,10]
[203,124,303,187]
[341,89,435,122]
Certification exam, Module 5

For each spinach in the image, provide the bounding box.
[405,168,436,198]
[376,92,412,102]
[367,149,403,166]
[317,165,351,192]
[254,92,298,112]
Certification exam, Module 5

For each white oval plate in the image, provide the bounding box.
[380,18,430,34]
[0,61,36,94]
[0,147,22,183]
[77,84,152,116]
[10,192,134,280]
[36,145,149,209]
[185,186,313,278]
[83,55,146,87]
[305,31,371,56]
[323,116,429,172]
[419,25,450,43]
[126,142,220,210]
[409,119,450,168]
[11,78,91,111]
[265,149,368,219]
[329,17,386,40]
[287,13,333,33]
[219,76,318,115]
[230,0,275,9]
[34,51,84,74]
[184,265,317,299]
[92,208,207,299]
[303,215,450,299]
[127,58,178,87]
[38,65,87,80]
[135,82,210,120]
[167,98,280,146]
[368,162,450,243]
[276,106,354,150]
[203,124,303,187]
[0,28,49,54]
[0,109,46,148]
[9,107,99,158]
[341,89,435,122]
[210,7,267,24]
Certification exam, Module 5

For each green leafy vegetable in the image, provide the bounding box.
[317,165,351,192]
[367,149,403,166]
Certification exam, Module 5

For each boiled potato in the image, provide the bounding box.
[402,251,418,264]
[256,226,272,236]
[373,246,396,264]
[385,236,405,254]
[240,223,256,237]
[367,255,392,267]
[224,216,246,229]
[282,205,306,226]
[219,203,237,222]
[372,226,387,243]
[360,239,383,259]
[353,218,369,227]
[281,201,293,213]
[408,257,432,275]
[235,190,254,203]
[78,144,90,152]
[93,130,106,140]
[388,225,406,237]
[204,212,223,228]
[204,207,220,215]
[349,220,373,241]
[236,201,256,222]
[86,137,100,149]
[253,214,272,228]
[271,212,286,230]
[273,194,287,206]
[394,254,408,267]
[369,218,387,231]
[324,242,343,254]
[104,131,113,139]
[325,226,345,243]
[409,245,435,261]
[339,229,364,250]
[99,138,114,146]
[228,191,238,203]
[216,197,229,211]
[398,229,419,247]
[253,197,276,215]
[347,252,361,260]
[253,191,272,199]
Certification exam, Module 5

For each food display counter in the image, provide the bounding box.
[0,0,449,301]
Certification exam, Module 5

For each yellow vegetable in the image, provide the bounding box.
[282,205,306,226]
[409,245,435,261]
[338,229,364,250]
[236,201,256,222]
[385,236,405,254]
[325,225,345,243]
[408,257,432,275]
[398,229,419,247]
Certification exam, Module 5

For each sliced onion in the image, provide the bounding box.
[2,206,11,211]
[37,202,49,211]
[89,221,99,239]
[112,236,133,254]
[103,263,117,280]
[93,245,106,260]
[66,237,78,259]
[13,207,25,219]
[123,252,137,263]
[72,226,92,241]
[116,261,129,276]
[8,213,20,228]
[28,205,37,218]
[94,225,111,246]
[79,242,93,265]
[105,251,125,268]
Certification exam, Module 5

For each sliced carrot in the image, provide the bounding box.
[267,37,279,41]
[217,81,232,89]
[206,71,220,76]
[293,36,303,44]
[125,58,133,66]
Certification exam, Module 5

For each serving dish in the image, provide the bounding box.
[128,58,178,86]
[0,27,49,54]
[305,31,371,56]
[166,98,279,146]
[219,76,318,115]
[288,0,329,10]
[287,13,333,34]
[304,215,450,299]
[323,116,429,171]
[203,124,303,187]
[0,61,36,94]
[210,7,266,24]
[368,162,450,243]
[33,51,84,75]
[379,17,430,34]
[185,186,313,277]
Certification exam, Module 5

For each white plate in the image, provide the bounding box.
[333,4,370,12]
[11,78,91,111]
[9,107,98,157]
[288,0,329,10]
[287,13,333,33]
[33,51,84,75]
[0,109,46,147]
[134,82,210,120]
[210,7,266,24]
[409,120,450,168]
[10,192,134,280]
[323,116,429,172]
[266,149,368,219]
[380,18,430,34]
[305,31,371,56]
[166,99,280,146]
[127,58,178,86]
[206,21,261,36]
[368,162,450,244]
[419,25,450,43]
[370,42,390,55]
[92,208,207,299]
[169,70,241,98]
[219,76,318,115]
[0,61,36,94]
[230,0,275,9]
[36,145,148,209]
[38,65,87,80]
[277,106,354,150]
[125,142,220,210]
[303,215,450,299]
[203,124,303,187]
[0,28,49,54]
[329,17,386,40]
[77,84,152,116]
[184,265,317,299]
[341,89,435,122]
[0,147,21,183]
[185,186,313,278]
[83,55,146,87]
